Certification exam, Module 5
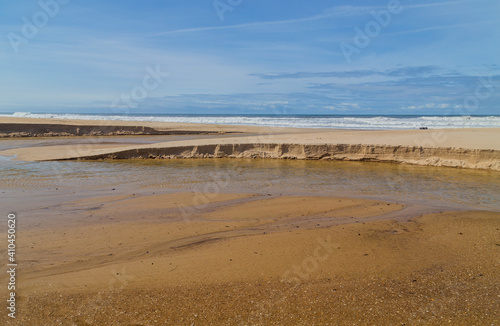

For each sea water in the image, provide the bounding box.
[2,112,500,130]
[1,113,499,213]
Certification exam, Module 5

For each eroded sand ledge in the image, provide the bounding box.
[1,117,499,324]
[0,122,233,137]
[68,143,500,171]
[1,116,499,170]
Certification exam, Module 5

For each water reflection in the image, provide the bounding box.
[0,158,498,211]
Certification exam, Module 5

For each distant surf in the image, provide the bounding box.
[2,112,500,130]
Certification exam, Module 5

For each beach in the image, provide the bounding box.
[3,0,500,323]
[0,117,499,325]
[1,116,499,169]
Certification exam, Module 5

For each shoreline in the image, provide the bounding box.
[0,116,304,135]
[1,116,499,324]
[1,116,499,170]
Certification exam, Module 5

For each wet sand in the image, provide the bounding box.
[1,117,499,170]
[0,191,498,325]
[0,118,499,325]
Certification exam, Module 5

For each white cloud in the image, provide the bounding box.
[400,103,460,110]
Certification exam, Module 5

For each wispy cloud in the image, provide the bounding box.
[1,0,498,115]
[150,0,480,38]
[150,4,384,37]
[405,0,474,9]
[250,66,440,80]
[400,103,460,110]
[385,20,499,37]
[151,14,330,36]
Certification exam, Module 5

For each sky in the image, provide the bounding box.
[0,0,499,115]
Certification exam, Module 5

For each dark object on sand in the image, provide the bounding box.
[420,127,428,130]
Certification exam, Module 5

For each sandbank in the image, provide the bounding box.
[1,117,499,324]
[0,116,499,170]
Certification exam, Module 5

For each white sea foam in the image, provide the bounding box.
[2,112,500,130]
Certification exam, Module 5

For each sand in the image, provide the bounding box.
[0,192,498,325]
[1,117,499,170]
[1,117,499,325]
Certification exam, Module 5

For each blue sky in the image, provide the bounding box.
[1,0,499,115]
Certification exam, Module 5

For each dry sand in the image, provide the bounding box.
[1,117,499,325]
[1,117,499,170]
[0,192,498,325]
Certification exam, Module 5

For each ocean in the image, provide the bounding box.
[2,112,500,130]
[1,112,499,213]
